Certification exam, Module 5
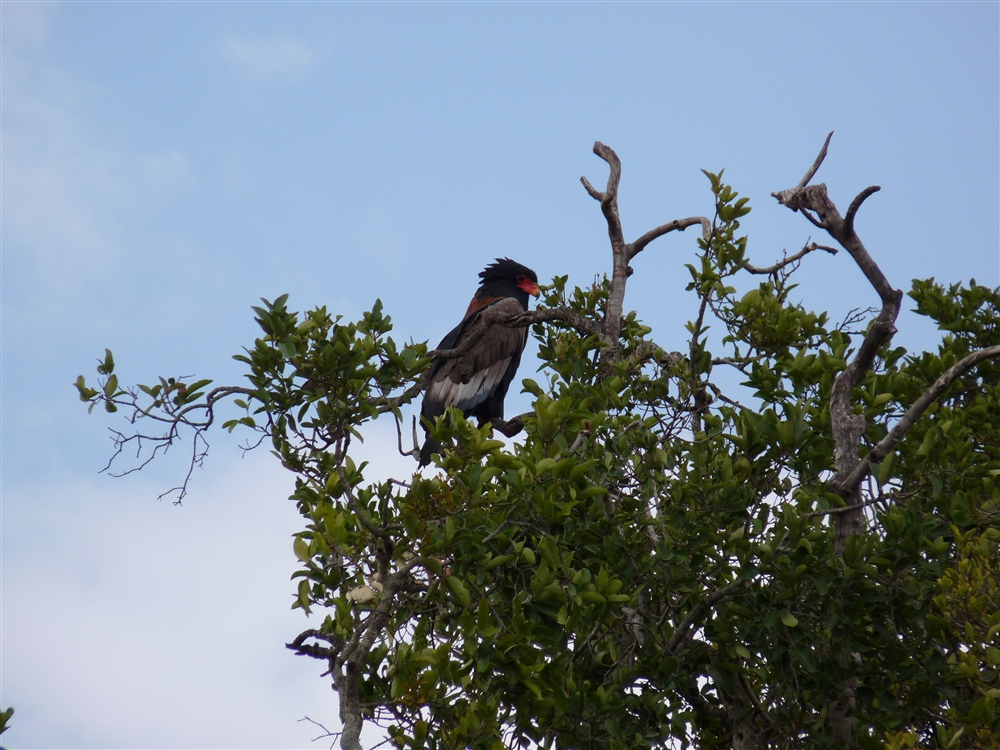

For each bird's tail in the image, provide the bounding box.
[418,437,439,468]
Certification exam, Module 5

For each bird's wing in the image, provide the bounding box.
[422,297,527,420]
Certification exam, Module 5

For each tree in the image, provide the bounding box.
[78,137,1000,749]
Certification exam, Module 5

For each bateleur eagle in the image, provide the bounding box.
[419,258,540,466]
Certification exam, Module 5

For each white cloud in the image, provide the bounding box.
[221,32,326,84]
[4,414,427,748]
[4,453,336,748]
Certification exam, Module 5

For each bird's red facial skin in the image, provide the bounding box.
[517,276,541,297]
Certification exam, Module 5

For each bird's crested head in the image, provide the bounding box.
[478,258,540,300]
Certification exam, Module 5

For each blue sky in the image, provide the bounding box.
[2,2,997,748]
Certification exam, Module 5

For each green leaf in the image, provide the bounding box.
[445,575,471,608]
[97,348,114,375]
[293,535,311,562]
[781,612,799,628]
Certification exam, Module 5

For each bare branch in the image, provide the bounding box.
[837,344,1000,493]
[581,142,625,248]
[298,716,340,749]
[799,207,827,230]
[796,130,834,189]
[582,142,711,372]
[93,383,257,504]
[775,132,902,748]
[579,175,603,201]
[845,185,881,237]
[837,305,881,335]
[628,216,712,261]
[774,183,894,306]
[508,305,603,339]
[774,133,905,556]
[744,242,839,276]
[583,142,628,354]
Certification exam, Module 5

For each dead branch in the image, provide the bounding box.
[298,716,341,749]
[838,344,1000,492]
[629,217,712,261]
[774,132,903,750]
[96,384,256,504]
[744,242,839,276]
[773,134,903,548]
[795,131,834,190]
[845,185,881,237]
[581,141,711,366]
[582,142,628,350]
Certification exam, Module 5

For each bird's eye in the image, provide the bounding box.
[516,275,525,283]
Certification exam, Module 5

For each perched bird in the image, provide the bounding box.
[419,258,541,466]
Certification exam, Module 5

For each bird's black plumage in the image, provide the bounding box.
[419,258,540,466]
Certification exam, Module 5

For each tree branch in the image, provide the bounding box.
[796,130,833,189]
[508,305,603,339]
[665,579,745,654]
[773,135,902,548]
[582,142,628,354]
[93,383,256,504]
[491,414,526,438]
[582,141,713,372]
[845,185,881,237]
[744,242,838,276]
[336,557,421,750]
[837,344,1000,493]
[774,131,901,750]
[628,216,712,261]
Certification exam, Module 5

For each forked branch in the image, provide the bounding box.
[581,141,711,359]
[774,132,902,749]
[773,133,903,516]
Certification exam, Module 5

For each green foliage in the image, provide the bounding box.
[79,173,1000,748]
